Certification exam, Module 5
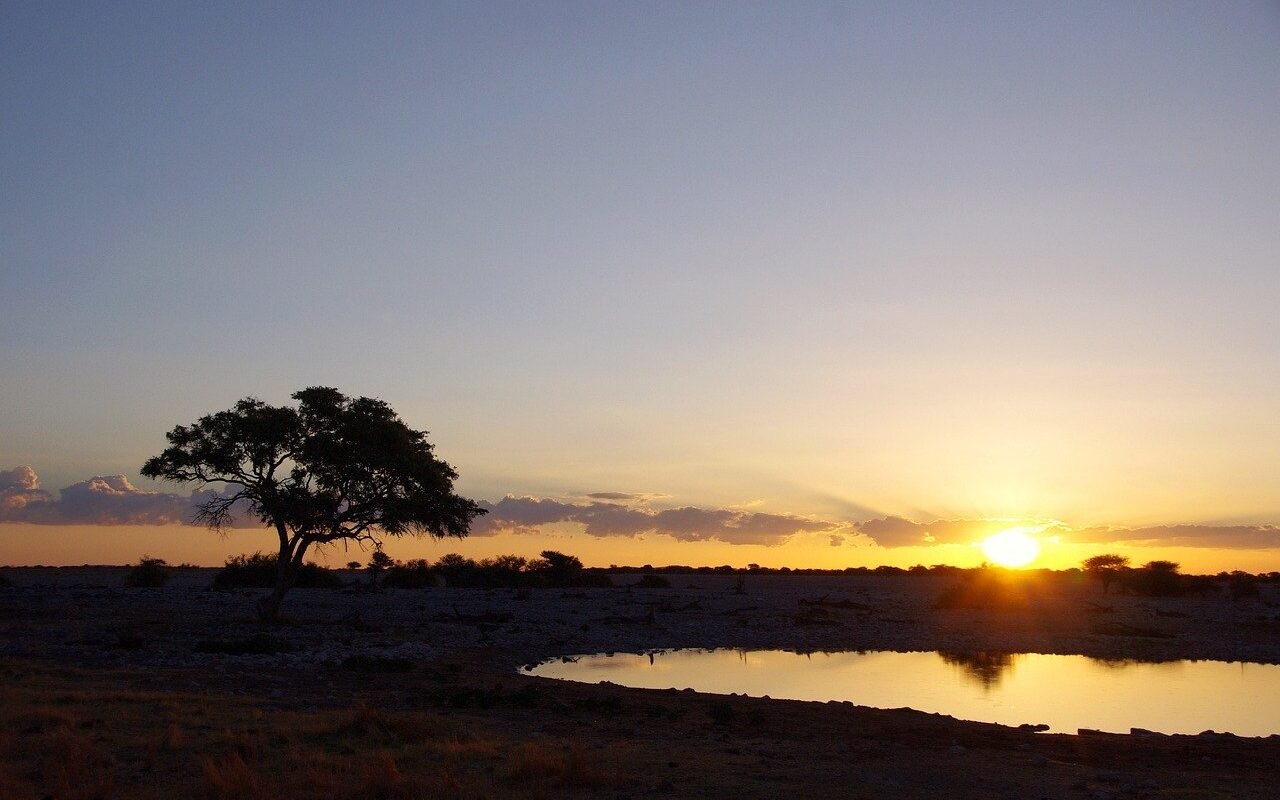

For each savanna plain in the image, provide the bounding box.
[2,565,1279,799]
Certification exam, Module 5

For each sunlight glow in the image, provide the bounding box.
[980,528,1041,568]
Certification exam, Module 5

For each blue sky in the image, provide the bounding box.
[2,2,1278,567]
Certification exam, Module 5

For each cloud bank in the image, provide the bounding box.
[1067,523,1280,550]
[853,515,1280,551]
[5,466,1280,550]
[0,466,253,527]
[474,495,844,546]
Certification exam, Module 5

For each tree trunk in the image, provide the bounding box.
[256,546,300,623]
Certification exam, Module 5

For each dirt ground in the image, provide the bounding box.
[2,567,1278,798]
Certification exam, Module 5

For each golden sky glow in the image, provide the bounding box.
[4,521,1280,575]
[2,5,1278,573]
[980,528,1042,568]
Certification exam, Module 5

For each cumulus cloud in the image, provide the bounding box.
[474,496,844,545]
[0,466,252,527]
[0,466,53,512]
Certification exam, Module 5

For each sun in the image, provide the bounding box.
[981,528,1041,568]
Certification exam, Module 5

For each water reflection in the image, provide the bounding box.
[522,649,1280,736]
[938,651,1017,690]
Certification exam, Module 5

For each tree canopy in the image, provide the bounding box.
[1081,553,1129,594]
[142,387,485,620]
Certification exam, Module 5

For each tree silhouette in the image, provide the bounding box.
[1082,554,1129,594]
[141,387,485,621]
[367,548,394,588]
[1131,559,1182,596]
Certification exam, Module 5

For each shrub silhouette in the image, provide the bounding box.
[633,574,672,589]
[412,551,611,589]
[530,550,610,588]
[1226,571,1260,599]
[1082,554,1129,594]
[124,556,171,587]
[934,567,1028,610]
[1126,560,1183,597]
[380,558,440,589]
[214,552,342,589]
[366,549,394,587]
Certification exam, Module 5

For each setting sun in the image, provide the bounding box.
[981,528,1042,568]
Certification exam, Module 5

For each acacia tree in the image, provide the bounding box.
[142,387,485,621]
[1082,553,1129,594]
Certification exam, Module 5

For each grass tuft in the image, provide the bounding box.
[201,751,262,800]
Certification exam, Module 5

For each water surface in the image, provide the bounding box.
[522,649,1280,736]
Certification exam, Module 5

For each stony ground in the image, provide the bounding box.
[2,567,1279,798]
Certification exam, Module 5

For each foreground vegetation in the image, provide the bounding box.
[3,564,1280,797]
[0,661,615,800]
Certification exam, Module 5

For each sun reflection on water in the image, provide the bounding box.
[525,649,1280,736]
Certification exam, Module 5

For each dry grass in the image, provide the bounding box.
[507,741,615,793]
[0,661,604,800]
[202,751,264,800]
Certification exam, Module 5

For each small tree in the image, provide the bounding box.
[142,387,485,621]
[531,550,584,585]
[1082,554,1129,594]
[125,555,171,588]
[367,548,394,588]
[1131,559,1182,596]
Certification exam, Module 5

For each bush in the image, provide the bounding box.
[213,552,343,589]
[934,568,1027,610]
[428,551,611,589]
[1227,571,1260,600]
[1125,561,1183,597]
[125,556,171,588]
[366,549,394,586]
[381,559,442,589]
[632,574,671,589]
[530,550,611,588]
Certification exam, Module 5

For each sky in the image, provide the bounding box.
[2,2,1279,572]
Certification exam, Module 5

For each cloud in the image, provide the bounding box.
[475,496,843,545]
[0,466,53,512]
[6,465,1280,551]
[583,491,668,503]
[1068,524,1280,550]
[854,515,1280,551]
[0,466,252,527]
[854,516,1028,547]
